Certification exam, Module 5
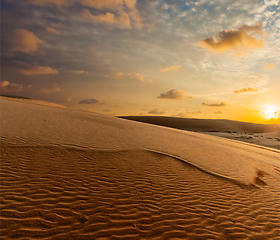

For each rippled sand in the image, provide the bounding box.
[1,97,280,239]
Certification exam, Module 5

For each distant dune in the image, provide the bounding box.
[118,116,279,133]
[1,97,280,239]
[0,95,66,109]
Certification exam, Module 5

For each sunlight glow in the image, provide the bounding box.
[263,105,278,119]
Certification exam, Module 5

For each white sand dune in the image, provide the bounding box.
[1,97,280,239]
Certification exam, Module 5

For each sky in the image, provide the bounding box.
[1,0,280,124]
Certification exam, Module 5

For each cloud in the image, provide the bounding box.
[79,0,125,10]
[234,87,258,94]
[26,0,69,6]
[174,110,201,117]
[46,27,61,35]
[158,89,193,100]
[40,85,64,94]
[196,23,265,55]
[102,109,111,112]
[160,65,182,72]
[134,73,144,82]
[214,111,222,114]
[263,63,275,70]
[106,72,123,79]
[69,70,88,74]
[128,73,149,82]
[113,72,123,78]
[107,72,149,82]
[148,109,165,115]
[80,0,142,28]
[202,102,226,107]
[78,98,103,104]
[1,81,23,92]
[82,9,131,29]
[5,29,44,54]
[19,66,59,75]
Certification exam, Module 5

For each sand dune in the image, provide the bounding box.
[119,116,280,150]
[0,95,67,109]
[1,97,280,239]
[118,116,279,133]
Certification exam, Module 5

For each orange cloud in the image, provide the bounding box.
[196,23,265,55]
[202,102,226,107]
[19,66,59,75]
[160,66,182,72]
[1,81,23,92]
[263,63,275,70]
[80,0,142,28]
[134,73,144,82]
[5,29,44,54]
[40,85,64,94]
[113,72,123,78]
[70,70,88,74]
[82,9,131,28]
[234,87,258,94]
[27,0,68,6]
[46,26,61,34]
[158,89,193,100]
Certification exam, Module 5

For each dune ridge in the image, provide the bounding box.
[1,97,279,187]
[1,97,280,239]
[118,116,279,133]
[119,116,280,150]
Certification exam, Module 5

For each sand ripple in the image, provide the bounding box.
[1,146,279,239]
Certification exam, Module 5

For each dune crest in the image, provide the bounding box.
[0,96,66,109]
[1,97,279,187]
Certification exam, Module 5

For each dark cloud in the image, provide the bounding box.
[1,80,23,92]
[158,89,193,100]
[234,87,258,94]
[26,0,69,6]
[5,28,44,54]
[202,102,226,107]
[79,98,102,104]
[148,109,165,115]
[214,111,222,114]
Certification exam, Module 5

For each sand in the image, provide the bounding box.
[1,97,280,239]
[119,116,280,150]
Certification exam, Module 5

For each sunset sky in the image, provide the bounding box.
[1,0,279,123]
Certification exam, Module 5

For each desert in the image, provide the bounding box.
[2,0,280,239]
[1,96,280,239]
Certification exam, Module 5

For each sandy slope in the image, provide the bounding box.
[0,96,67,109]
[118,116,279,133]
[119,116,280,150]
[1,97,280,239]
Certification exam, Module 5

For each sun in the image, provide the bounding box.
[263,105,278,119]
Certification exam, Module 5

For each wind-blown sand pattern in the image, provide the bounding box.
[1,97,280,239]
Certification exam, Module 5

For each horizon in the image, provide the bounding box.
[1,94,279,126]
[1,0,279,124]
